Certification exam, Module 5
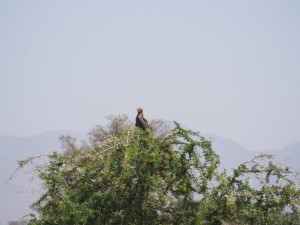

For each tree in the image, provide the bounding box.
[59,115,171,156]
[17,117,300,225]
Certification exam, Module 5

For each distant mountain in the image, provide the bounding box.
[0,131,298,225]
[273,142,300,172]
[206,133,300,173]
[205,133,255,170]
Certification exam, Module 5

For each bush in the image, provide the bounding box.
[19,121,300,225]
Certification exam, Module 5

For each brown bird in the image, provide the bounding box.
[135,107,149,130]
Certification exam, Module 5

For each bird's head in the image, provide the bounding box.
[137,107,143,114]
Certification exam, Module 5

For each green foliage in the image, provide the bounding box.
[20,119,300,225]
[210,154,300,225]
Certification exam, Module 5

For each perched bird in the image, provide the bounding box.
[135,107,149,130]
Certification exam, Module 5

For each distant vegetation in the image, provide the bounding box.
[18,115,300,225]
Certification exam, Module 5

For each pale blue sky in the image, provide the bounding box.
[1,0,300,151]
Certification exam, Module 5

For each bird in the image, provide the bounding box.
[135,107,149,130]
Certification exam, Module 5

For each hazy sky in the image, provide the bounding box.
[0,1,300,151]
